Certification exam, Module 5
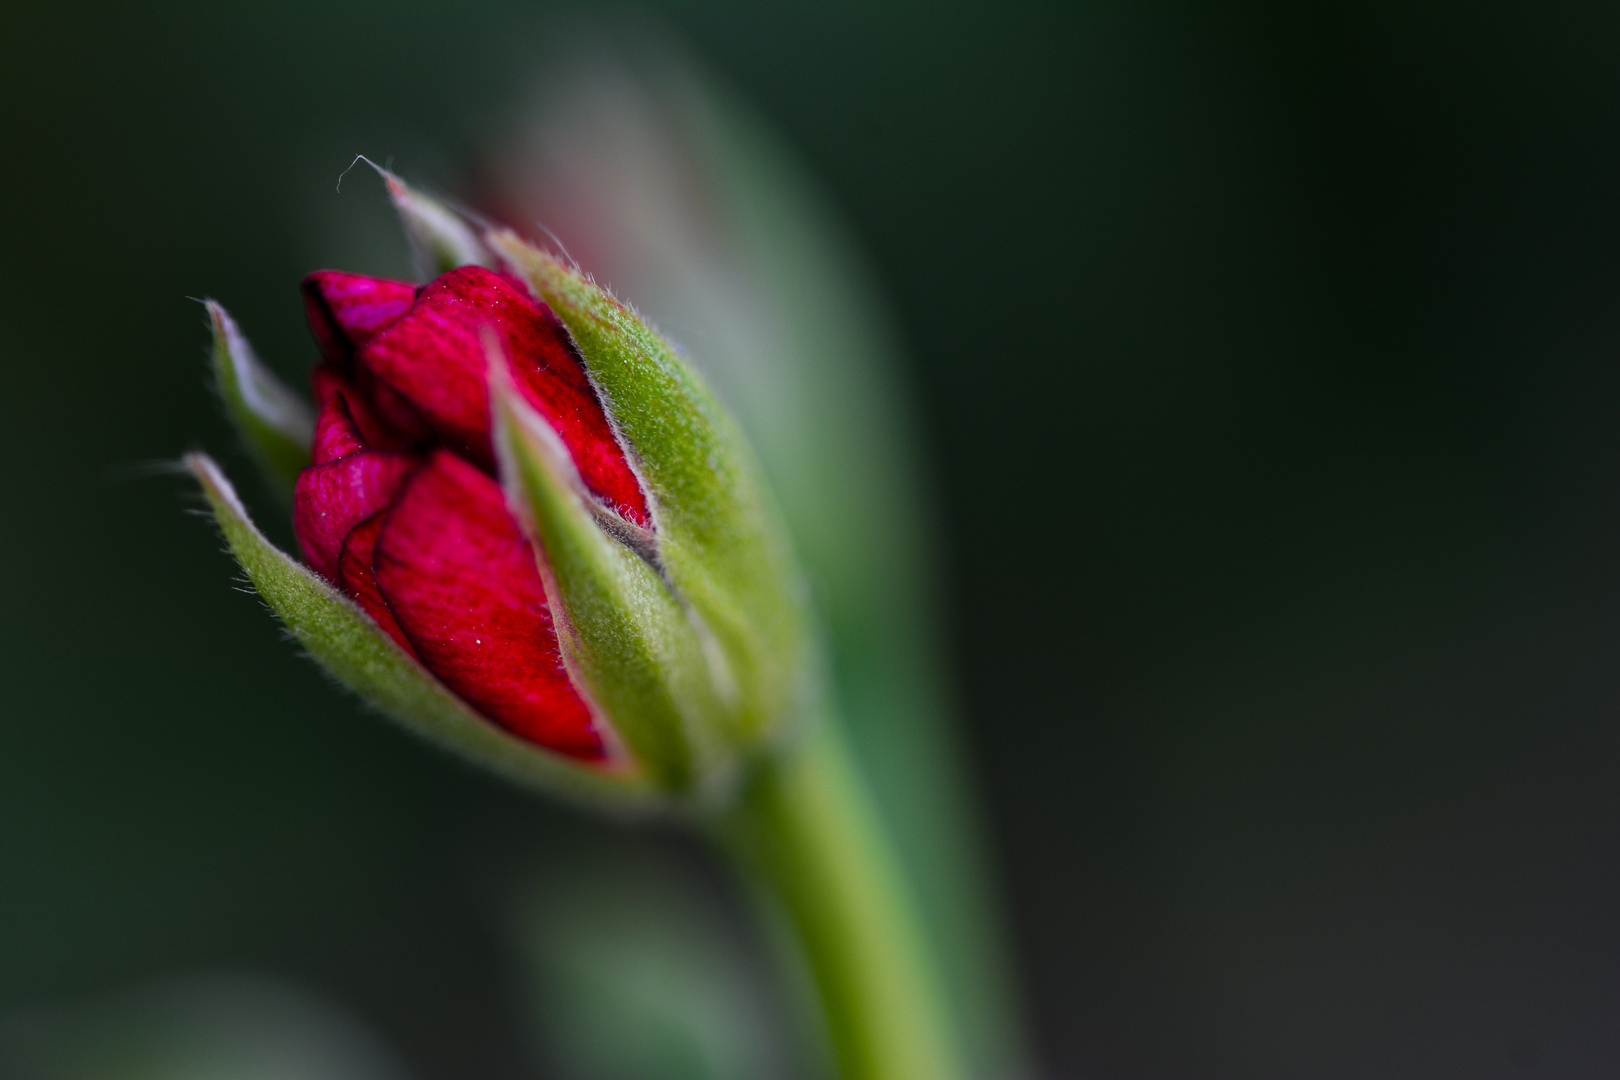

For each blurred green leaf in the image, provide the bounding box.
[510,847,805,1080]
[0,975,410,1080]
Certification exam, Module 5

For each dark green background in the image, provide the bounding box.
[7,6,1620,1078]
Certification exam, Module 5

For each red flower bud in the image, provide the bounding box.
[290,265,652,762]
[197,178,812,801]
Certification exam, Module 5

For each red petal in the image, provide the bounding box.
[311,363,347,409]
[311,362,434,454]
[337,513,419,659]
[311,390,366,465]
[293,448,420,583]
[302,271,418,366]
[358,266,651,527]
[372,450,605,760]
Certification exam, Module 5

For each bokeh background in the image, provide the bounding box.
[7,6,1620,1078]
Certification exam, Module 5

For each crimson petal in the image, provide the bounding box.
[311,362,434,453]
[311,391,366,465]
[337,513,418,659]
[302,271,417,366]
[293,396,421,581]
[358,266,651,527]
[372,450,605,760]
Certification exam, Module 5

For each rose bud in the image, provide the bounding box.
[189,190,808,805]
[188,171,961,1079]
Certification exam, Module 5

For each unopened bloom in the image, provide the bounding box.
[294,265,641,762]
[191,176,810,807]
[187,168,963,1080]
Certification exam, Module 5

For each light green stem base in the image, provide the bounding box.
[714,723,963,1080]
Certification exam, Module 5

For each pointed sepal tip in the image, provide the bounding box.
[206,300,314,500]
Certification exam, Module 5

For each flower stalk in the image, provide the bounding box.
[715,721,962,1080]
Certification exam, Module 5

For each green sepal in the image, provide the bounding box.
[490,357,731,799]
[377,165,492,277]
[185,452,661,813]
[207,300,313,501]
[489,231,812,754]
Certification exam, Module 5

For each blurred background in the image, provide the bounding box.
[7,6,1620,1079]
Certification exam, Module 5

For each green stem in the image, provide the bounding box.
[713,721,964,1080]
